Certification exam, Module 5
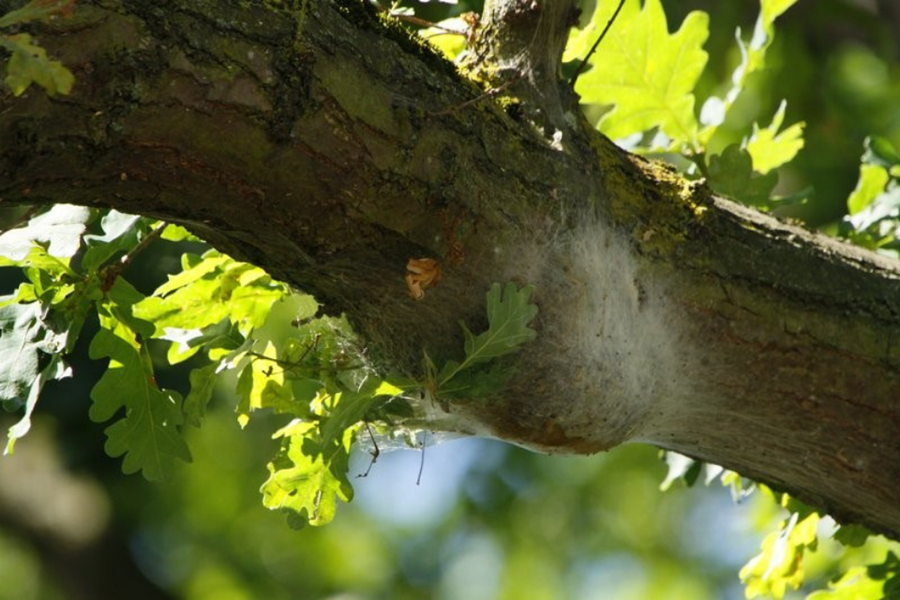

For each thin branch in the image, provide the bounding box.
[569,0,627,87]
[100,221,167,291]
[428,76,519,117]
[357,422,380,478]
[416,431,427,485]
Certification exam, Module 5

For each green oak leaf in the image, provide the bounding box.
[863,135,900,171]
[707,144,778,207]
[741,509,819,599]
[439,282,538,386]
[806,566,887,600]
[833,524,872,548]
[845,138,900,240]
[159,223,202,242]
[134,251,288,337]
[569,0,708,147]
[261,420,353,528]
[848,164,891,217]
[745,100,805,175]
[235,341,297,427]
[88,280,191,481]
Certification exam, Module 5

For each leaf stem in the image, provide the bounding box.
[569,0,626,87]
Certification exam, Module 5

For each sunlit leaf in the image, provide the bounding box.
[740,510,820,599]
[88,280,191,481]
[571,0,709,147]
[745,100,805,175]
[848,164,891,216]
[134,251,288,336]
[0,204,91,262]
[807,566,885,600]
[697,0,800,144]
[261,420,354,527]
[235,341,296,427]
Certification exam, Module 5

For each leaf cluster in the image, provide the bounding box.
[841,136,900,256]
[568,0,806,211]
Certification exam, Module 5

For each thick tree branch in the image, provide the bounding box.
[1,1,899,538]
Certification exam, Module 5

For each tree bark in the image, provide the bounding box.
[2,0,899,538]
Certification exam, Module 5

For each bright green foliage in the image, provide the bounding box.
[806,552,900,600]
[232,316,404,527]
[88,282,192,481]
[0,1,76,96]
[697,0,801,141]
[844,137,900,254]
[745,100,805,175]
[258,378,402,528]
[568,0,709,148]
[134,250,287,345]
[740,497,820,599]
[261,419,354,528]
[567,0,804,210]
[807,565,889,600]
[848,164,891,216]
[0,206,244,479]
[437,282,538,391]
[706,144,779,207]
[235,340,297,426]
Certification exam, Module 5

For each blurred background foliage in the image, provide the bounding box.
[2,0,900,598]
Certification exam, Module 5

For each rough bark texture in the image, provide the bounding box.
[1,0,899,538]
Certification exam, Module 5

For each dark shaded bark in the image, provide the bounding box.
[1,0,899,538]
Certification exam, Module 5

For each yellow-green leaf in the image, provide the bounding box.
[260,420,353,527]
[571,0,709,148]
[745,100,805,174]
[848,164,890,215]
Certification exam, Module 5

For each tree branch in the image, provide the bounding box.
[1,0,899,538]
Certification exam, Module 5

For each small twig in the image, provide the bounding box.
[372,1,464,34]
[569,0,627,87]
[416,431,427,485]
[100,221,168,291]
[429,76,519,118]
[247,333,320,372]
[357,422,380,478]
